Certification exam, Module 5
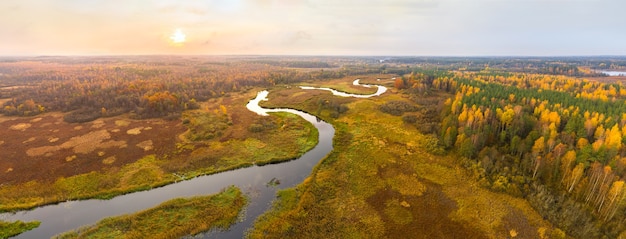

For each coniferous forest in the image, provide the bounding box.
[396,62,626,238]
[2,56,626,238]
[3,1,626,238]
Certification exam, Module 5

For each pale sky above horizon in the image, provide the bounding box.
[1,0,625,56]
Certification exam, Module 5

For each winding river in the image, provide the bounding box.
[1,80,387,239]
[299,79,387,98]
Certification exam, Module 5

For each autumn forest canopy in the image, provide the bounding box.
[3,55,626,238]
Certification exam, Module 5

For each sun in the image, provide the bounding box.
[170,29,186,44]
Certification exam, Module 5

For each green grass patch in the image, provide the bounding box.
[54,186,246,239]
[383,199,413,225]
[210,111,318,167]
[0,155,178,212]
[182,111,231,141]
[0,220,40,239]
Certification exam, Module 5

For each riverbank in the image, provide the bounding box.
[0,221,40,239]
[296,75,394,95]
[54,186,246,239]
[0,90,318,213]
[250,86,564,238]
[1,87,332,239]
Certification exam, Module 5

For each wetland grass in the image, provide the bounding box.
[0,220,41,239]
[0,92,318,213]
[250,87,561,238]
[54,186,246,239]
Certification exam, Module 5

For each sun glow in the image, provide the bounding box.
[170,29,186,44]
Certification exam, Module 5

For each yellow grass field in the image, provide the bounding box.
[250,83,565,239]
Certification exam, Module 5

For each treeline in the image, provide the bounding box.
[0,59,381,122]
[2,99,45,116]
[247,60,333,68]
[428,72,626,238]
[379,56,626,75]
[538,64,605,77]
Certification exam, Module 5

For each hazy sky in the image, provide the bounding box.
[1,0,625,56]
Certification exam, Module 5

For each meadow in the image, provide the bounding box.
[250,80,564,238]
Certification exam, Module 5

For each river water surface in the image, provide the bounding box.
[1,81,386,238]
[597,70,626,76]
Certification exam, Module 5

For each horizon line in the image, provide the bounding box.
[2,54,626,58]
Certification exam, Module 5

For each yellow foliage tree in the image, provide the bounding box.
[605,125,622,150]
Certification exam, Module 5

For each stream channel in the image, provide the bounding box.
[1,79,386,238]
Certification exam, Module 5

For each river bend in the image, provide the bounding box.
[1,80,386,238]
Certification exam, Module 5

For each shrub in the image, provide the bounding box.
[379,101,418,116]
[248,124,265,133]
[402,114,418,124]
[184,112,230,141]
[248,117,277,133]
[64,108,101,123]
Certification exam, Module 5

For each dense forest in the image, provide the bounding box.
[4,56,626,238]
[0,57,352,122]
[3,56,624,123]
[380,56,626,75]
[393,69,626,238]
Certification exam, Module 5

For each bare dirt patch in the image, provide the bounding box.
[9,123,31,131]
[26,146,61,157]
[91,120,106,129]
[0,114,184,185]
[136,140,154,151]
[66,155,77,162]
[22,137,36,144]
[126,127,143,135]
[61,129,112,154]
[30,117,43,123]
[26,130,121,156]
[115,120,130,127]
[102,156,116,165]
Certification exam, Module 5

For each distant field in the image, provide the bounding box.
[585,75,626,83]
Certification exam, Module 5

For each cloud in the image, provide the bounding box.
[0,0,625,55]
